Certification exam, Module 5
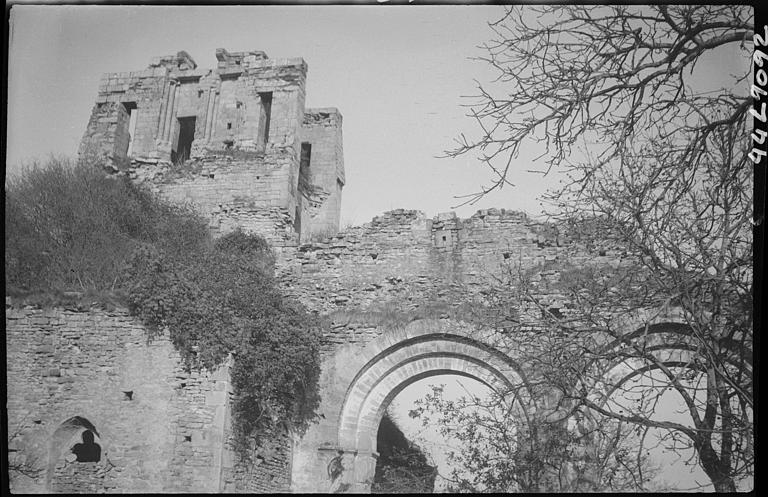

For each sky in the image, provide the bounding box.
[6,5,748,226]
[391,374,716,492]
[7,4,524,226]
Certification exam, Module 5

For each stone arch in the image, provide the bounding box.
[583,320,752,404]
[334,319,532,492]
[46,416,105,489]
[557,318,753,491]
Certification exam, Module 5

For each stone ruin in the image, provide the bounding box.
[7,48,699,494]
[79,49,344,243]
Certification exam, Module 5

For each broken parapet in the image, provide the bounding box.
[299,108,345,239]
[149,50,198,71]
[79,49,344,245]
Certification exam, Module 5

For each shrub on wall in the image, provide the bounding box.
[5,156,209,297]
[6,157,322,454]
[125,229,322,448]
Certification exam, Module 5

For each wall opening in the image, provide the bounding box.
[373,374,497,493]
[294,206,302,237]
[47,416,103,488]
[72,430,101,463]
[300,142,312,173]
[329,325,531,493]
[124,102,138,157]
[114,102,137,165]
[299,142,312,195]
[173,116,196,164]
[259,92,273,148]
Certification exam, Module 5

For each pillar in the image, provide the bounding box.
[205,87,216,141]
[162,80,178,142]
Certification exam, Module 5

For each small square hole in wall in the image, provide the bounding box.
[442,236,447,242]
[198,90,204,98]
[503,252,511,260]
[184,435,192,442]
[227,122,232,130]
[122,391,134,401]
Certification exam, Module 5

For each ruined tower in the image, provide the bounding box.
[79,49,344,244]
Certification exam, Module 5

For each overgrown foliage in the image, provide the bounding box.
[126,229,322,451]
[5,157,207,297]
[6,157,322,455]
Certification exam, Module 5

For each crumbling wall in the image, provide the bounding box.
[275,208,628,352]
[5,305,290,494]
[299,108,345,238]
[79,67,169,167]
[79,50,341,244]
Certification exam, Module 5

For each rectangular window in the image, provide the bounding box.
[117,102,137,160]
[172,116,196,164]
[300,143,312,171]
[258,92,273,147]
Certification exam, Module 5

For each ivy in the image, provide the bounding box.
[6,158,322,457]
[125,229,322,451]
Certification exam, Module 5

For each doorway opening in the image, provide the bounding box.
[374,375,495,493]
[173,116,196,164]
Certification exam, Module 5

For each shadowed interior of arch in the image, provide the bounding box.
[47,416,103,486]
[338,336,531,454]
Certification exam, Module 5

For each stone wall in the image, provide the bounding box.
[5,305,291,494]
[276,207,625,322]
[299,108,345,238]
[80,49,343,244]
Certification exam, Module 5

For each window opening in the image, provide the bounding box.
[119,102,137,160]
[258,92,273,147]
[300,142,312,181]
[294,206,302,237]
[72,430,101,462]
[173,116,196,164]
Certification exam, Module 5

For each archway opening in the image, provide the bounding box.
[334,327,532,493]
[47,416,104,489]
[376,374,498,493]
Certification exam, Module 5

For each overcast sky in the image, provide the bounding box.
[7,5,520,226]
[6,5,748,226]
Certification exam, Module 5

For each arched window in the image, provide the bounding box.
[46,416,103,488]
[71,430,101,462]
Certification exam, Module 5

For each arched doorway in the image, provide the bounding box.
[291,319,532,493]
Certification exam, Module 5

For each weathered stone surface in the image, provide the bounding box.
[5,307,286,494]
[8,46,661,495]
[79,49,344,246]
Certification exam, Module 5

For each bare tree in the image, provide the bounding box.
[445,5,753,492]
[409,382,662,492]
[7,420,45,488]
[447,5,752,203]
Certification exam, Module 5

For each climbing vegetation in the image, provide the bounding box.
[6,156,322,453]
[126,229,322,450]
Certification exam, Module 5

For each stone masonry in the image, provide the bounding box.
[6,48,694,494]
[79,49,344,244]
